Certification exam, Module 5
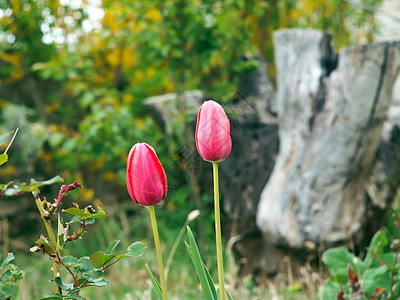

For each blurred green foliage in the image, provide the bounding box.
[0,0,383,201]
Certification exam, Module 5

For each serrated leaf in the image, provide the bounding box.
[63,207,107,220]
[1,252,15,270]
[146,264,163,300]
[62,256,83,268]
[0,153,8,166]
[89,251,116,268]
[55,277,73,291]
[105,240,120,255]
[86,278,109,287]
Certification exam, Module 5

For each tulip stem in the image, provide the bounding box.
[148,206,168,300]
[213,162,226,300]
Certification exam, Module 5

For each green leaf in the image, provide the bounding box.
[55,276,73,291]
[63,207,107,220]
[36,239,56,255]
[89,251,116,268]
[57,214,65,248]
[146,264,163,300]
[81,270,103,281]
[105,240,120,255]
[202,261,218,300]
[186,226,216,300]
[319,279,342,300]
[62,256,83,268]
[86,278,109,287]
[227,290,234,300]
[362,265,391,295]
[321,246,361,284]
[78,257,96,272]
[0,153,8,166]
[364,230,389,268]
[1,252,15,270]
[2,175,64,196]
[0,283,18,298]
[0,131,11,147]
[67,216,83,225]
[40,295,63,300]
[118,242,147,260]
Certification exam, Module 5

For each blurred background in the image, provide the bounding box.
[1,0,400,299]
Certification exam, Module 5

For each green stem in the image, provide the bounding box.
[148,206,168,300]
[34,195,61,295]
[213,162,226,300]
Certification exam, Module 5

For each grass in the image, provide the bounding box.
[7,202,322,299]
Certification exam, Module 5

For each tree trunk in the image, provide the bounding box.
[256,29,400,253]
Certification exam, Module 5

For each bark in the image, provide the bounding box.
[256,29,400,252]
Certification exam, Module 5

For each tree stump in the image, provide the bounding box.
[256,29,400,255]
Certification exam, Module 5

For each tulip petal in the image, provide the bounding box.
[126,143,167,206]
[195,100,232,163]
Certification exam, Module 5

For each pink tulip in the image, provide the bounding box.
[126,142,167,206]
[195,100,232,163]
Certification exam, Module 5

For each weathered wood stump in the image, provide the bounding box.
[256,29,400,259]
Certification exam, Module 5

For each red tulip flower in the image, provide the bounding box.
[195,100,232,163]
[126,142,167,206]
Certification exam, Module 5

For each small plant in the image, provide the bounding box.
[0,253,24,300]
[30,182,147,299]
[321,218,400,299]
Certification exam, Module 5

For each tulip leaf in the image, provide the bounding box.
[105,240,120,255]
[89,251,116,268]
[63,207,107,220]
[186,226,216,300]
[146,264,163,300]
[203,261,218,299]
[227,290,234,300]
[0,153,8,166]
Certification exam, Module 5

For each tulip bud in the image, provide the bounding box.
[195,100,232,163]
[126,142,167,206]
